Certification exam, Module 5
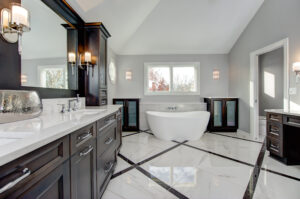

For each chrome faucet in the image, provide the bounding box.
[167,106,177,111]
[68,94,80,112]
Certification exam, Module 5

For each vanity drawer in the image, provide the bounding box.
[0,136,69,198]
[97,122,117,156]
[96,145,116,197]
[267,136,283,157]
[267,113,283,123]
[97,114,116,134]
[283,115,300,128]
[70,123,96,155]
[267,122,282,140]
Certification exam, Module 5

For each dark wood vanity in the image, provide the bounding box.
[0,109,122,199]
[266,111,300,165]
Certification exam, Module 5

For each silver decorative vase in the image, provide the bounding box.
[0,90,43,124]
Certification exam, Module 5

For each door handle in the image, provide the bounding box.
[0,168,31,194]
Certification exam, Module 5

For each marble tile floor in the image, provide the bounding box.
[103,131,300,199]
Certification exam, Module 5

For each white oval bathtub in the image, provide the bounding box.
[146,111,210,141]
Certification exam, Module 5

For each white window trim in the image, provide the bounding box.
[144,62,200,96]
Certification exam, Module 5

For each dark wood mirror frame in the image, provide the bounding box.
[0,0,85,98]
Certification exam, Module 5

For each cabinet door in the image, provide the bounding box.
[71,139,97,199]
[16,161,70,199]
[212,100,223,128]
[126,100,139,131]
[99,34,107,89]
[226,100,237,127]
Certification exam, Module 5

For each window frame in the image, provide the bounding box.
[144,62,200,96]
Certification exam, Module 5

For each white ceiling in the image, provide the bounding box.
[66,0,264,55]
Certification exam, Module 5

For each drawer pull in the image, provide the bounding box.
[77,131,92,141]
[269,131,279,136]
[0,168,31,194]
[105,137,114,145]
[79,146,93,157]
[270,147,279,153]
[104,162,114,173]
[99,119,116,132]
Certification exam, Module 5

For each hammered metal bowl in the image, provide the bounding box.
[0,90,43,124]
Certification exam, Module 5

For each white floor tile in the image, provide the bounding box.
[261,151,300,179]
[114,157,132,174]
[216,131,265,142]
[140,145,253,199]
[187,133,262,165]
[102,169,176,199]
[253,170,300,199]
[120,133,177,163]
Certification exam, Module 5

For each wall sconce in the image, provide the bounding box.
[125,71,132,80]
[0,3,31,54]
[213,69,220,80]
[68,52,76,75]
[79,52,93,76]
[293,62,300,83]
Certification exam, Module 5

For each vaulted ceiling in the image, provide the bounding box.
[66,0,264,55]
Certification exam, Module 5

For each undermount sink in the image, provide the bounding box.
[70,109,106,119]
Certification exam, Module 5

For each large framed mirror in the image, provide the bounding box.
[19,0,82,96]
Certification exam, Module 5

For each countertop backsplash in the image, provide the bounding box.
[42,97,86,114]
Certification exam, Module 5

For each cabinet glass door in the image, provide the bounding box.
[115,100,124,126]
[213,100,223,127]
[226,100,236,126]
[128,101,137,127]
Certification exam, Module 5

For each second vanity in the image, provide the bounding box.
[0,105,122,199]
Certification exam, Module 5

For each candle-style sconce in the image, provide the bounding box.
[68,52,76,75]
[79,52,94,76]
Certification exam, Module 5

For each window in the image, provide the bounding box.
[144,62,200,95]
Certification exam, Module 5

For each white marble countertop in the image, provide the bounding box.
[0,105,122,166]
[265,109,300,117]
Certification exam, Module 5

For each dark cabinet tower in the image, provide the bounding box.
[204,98,239,132]
[113,99,140,131]
[81,23,111,106]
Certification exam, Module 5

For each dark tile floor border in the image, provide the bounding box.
[136,167,189,199]
[112,143,189,199]
[181,142,255,167]
[113,132,299,199]
[208,132,263,144]
[243,139,266,199]
[122,131,141,138]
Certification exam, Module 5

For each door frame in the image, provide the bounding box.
[249,38,289,139]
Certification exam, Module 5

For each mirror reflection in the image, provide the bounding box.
[21,0,77,90]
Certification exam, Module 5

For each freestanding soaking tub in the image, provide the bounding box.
[146,111,210,141]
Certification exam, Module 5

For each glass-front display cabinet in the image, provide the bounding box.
[113,98,140,131]
[204,98,239,132]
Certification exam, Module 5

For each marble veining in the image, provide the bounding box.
[0,105,122,166]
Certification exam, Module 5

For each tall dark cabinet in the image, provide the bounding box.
[113,99,140,131]
[204,98,239,132]
[81,23,111,106]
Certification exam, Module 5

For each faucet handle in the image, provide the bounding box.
[57,104,66,113]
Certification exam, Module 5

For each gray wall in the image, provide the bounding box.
[112,54,229,103]
[229,0,300,132]
[259,48,284,116]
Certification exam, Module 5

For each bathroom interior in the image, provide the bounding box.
[0,0,299,198]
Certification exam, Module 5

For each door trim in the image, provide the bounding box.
[249,38,289,140]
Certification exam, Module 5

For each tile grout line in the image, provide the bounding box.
[208,132,263,144]
[243,138,266,199]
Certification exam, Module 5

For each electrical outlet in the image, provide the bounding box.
[289,87,297,95]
